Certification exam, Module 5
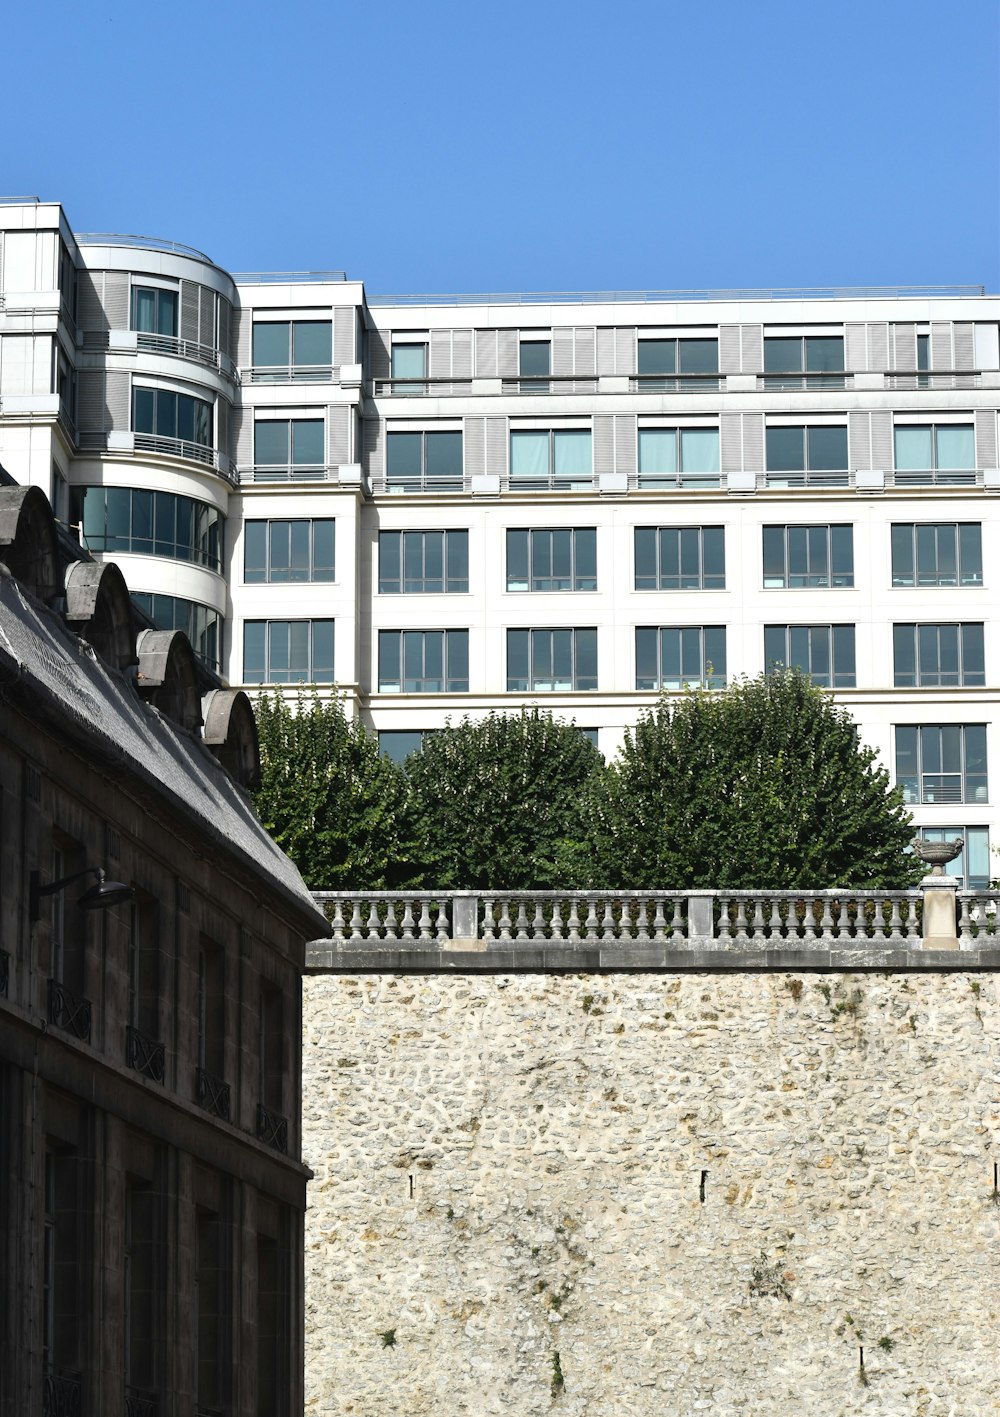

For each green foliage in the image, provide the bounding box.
[582,672,920,889]
[403,710,604,888]
[252,690,417,890]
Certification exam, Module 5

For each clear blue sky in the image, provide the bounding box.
[7,0,999,293]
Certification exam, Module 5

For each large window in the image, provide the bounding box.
[132,287,178,337]
[895,725,987,804]
[245,520,335,583]
[391,342,427,394]
[637,428,720,489]
[637,337,718,389]
[507,628,597,691]
[894,424,976,483]
[890,524,982,587]
[893,624,985,687]
[133,388,212,451]
[519,339,550,393]
[254,420,325,478]
[765,426,848,484]
[762,525,853,589]
[251,321,332,379]
[378,729,433,763]
[915,825,990,889]
[386,430,463,491]
[635,526,725,591]
[379,530,468,593]
[132,593,222,673]
[243,620,334,684]
[764,625,856,687]
[509,429,591,489]
[80,487,223,572]
[763,335,844,388]
[378,630,469,692]
[636,626,726,690]
[507,528,596,591]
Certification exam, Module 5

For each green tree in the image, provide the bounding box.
[404,710,605,888]
[253,690,417,890]
[583,671,919,889]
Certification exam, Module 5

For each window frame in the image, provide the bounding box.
[892,623,985,688]
[80,486,223,573]
[762,524,854,589]
[251,320,333,380]
[635,626,726,691]
[895,724,988,805]
[636,336,719,389]
[385,429,464,491]
[890,523,983,588]
[377,629,469,693]
[131,593,222,673]
[506,627,598,692]
[131,285,179,339]
[762,334,845,388]
[764,424,849,485]
[244,519,335,585]
[634,526,726,591]
[378,529,469,594]
[390,341,428,395]
[132,386,213,452]
[253,418,326,478]
[509,428,593,489]
[893,422,976,483]
[764,624,857,688]
[506,527,597,592]
[243,619,335,685]
[637,427,720,490]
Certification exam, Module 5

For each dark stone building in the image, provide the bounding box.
[0,481,328,1416]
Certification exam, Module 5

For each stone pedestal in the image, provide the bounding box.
[921,875,959,949]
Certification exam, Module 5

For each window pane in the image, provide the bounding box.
[959,524,982,584]
[292,420,324,465]
[378,631,401,689]
[551,530,572,588]
[447,531,468,590]
[704,627,726,686]
[132,489,153,554]
[574,629,598,689]
[767,427,804,470]
[635,628,658,689]
[764,626,785,669]
[287,622,310,679]
[936,425,975,469]
[133,388,155,434]
[635,529,657,590]
[576,528,597,589]
[379,731,425,763]
[963,624,985,685]
[895,726,918,802]
[507,629,530,690]
[703,528,725,588]
[678,339,718,374]
[255,423,289,465]
[553,431,591,478]
[157,290,178,337]
[808,426,847,470]
[891,524,914,585]
[244,622,266,683]
[253,324,289,367]
[379,532,402,592]
[391,344,427,379]
[177,395,195,444]
[426,431,463,481]
[895,427,932,470]
[423,531,444,591]
[155,391,177,438]
[832,626,855,686]
[507,530,529,590]
[638,430,676,474]
[638,340,676,375]
[311,621,335,682]
[806,337,844,372]
[293,322,332,366]
[831,526,853,586]
[893,625,916,686]
[106,487,130,549]
[313,520,335,581]
[510,432,548,479]
[134,289,156,333]
[764,338,801,372]
[289,521,312,582]
[679,430,719,473]
[245,523,267,582]
[387,432,422,480]
[446,630,469,689]
[519,341,550,376]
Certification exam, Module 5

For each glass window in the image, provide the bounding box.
[506,528,597,591]
[378,730,432,763]
[915,826,990,889]
[133,388,213,449]
[131,592,222,672]
[244,520,335,583]
[391,342,427,394]
[252,321,332,376]
[893,624,985,687]
[895,725,988,805]
[637,337,718,387]
[506,628,598,691]
[378,530,469,593]
[243,620,334,684]
[80,487,222,572]
[519,339,550,393]
[386,430,463,490]
[762,525,853,588]
[764,625,856,688]
[890,524,982,587]
[765,426,848,480]
[894,424,976,479]
[253,419,325,474]
[509,429,592,489]
[635,627,726,690]
[637,428,720,488]
[377,631,469,692]
[132,287,178,337]
[634,526,725,591]
[763,335,845,387]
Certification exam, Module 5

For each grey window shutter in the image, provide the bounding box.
[740,326,763,373]
[574,327,596,377]
[362,418,383,483]
[77,272,108,332]
[720,412,742,473]
[892,323,916,371]
[719,325,742,374]
[845,323,867,372]
[452,329,472,378]
[742,412,763,472]
[334,308,356,366]
[486,416,508,477]
[218,299,232,364]
[552,328,574,377]
[614,415,636,478]
[475,329,498,377]
[234,409,252,472]
[368,328,390,379]
[975,410,996,469]
[199,287,216,348]
[76,369,107,434]
[867,322,889,372]
[596,327,616,375]
[105,371,129,431]
[497,330,518,378]
[930,321,952,370]
[216,397,230,461]
[615,327,636,375]
[464,416,485,477]
[429,330,452,378]
[870,411,893,470]
[328,406,351,467]
[953,322,975,369]
[102,272,129,330]
[848,412,871,469]
[180,281,200,343]
[593,415,614,476]
[234,308,250,369]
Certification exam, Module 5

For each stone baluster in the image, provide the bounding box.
[635,898,650,943]
[498,897,512,942]
[514,900,530,941]
[819,896,835,941]
[584,895,600,942]
[567,898,582,942]
[765,897,782,940]
[957,894,976,946]
[549,899,564,942]
[652,896,667,942]
[349,899,364,941]
[732,897,748,943]
[481,898,496,942]
[418,898,434,941]
[330,900,346,942]
[748,898,764,942]
[399,899,415,941]
[887,896,904,943]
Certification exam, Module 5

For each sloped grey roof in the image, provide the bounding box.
[0,567,328,936]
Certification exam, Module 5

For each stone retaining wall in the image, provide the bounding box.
[303,969,1000,1415]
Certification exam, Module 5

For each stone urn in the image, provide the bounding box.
[912,836,964,877]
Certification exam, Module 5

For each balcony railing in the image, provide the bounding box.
[47,978,92,1042]
[758,372,851,390]
[374,376,471,396]
[501,375,598,396]
[629,373,723,393]
[0,947,8,998]
[885,370,982,390]
[246,362,336,383]
[256,1102,289,1153]
[124,1388,157,1417]
[126,1025,165,1083]
[195,1066,231,1121]
[43,1368,82,1417]
[244,462,338,484]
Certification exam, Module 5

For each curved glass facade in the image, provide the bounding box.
[131,592,222,672]
[79,487,223,572]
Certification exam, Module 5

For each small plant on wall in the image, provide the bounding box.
[748,1250,791,1300]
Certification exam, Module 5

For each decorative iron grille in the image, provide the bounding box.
[124,1387,157,1417]
[0,947,8,997]
[195,1067,231,1121]
[125,1026,165,1082]
[256,1102,289,1154]
[43,1369,82,1417]
[47,979,92,1041]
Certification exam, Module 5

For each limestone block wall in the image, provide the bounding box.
[302,972,1000,1416]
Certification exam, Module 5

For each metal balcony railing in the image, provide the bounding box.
[43,1368,82,1417]
[629,373,723,393]
[124,1388,157,1417]
[244,461,336,484]
[365,283,986,306]
[246,362,336,383]
[884,370,982,390]
[757,372,851,390]
[126,1025,165,1083]
[195,1066,231,1121]
[256,1102,289,1153]
[47,978,92,1042]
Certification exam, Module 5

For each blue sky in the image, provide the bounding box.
[7,0,999,293]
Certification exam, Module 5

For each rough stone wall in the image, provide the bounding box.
[302,972,1000,1416]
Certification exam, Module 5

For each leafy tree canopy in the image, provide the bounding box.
[252,690,418,890]
[582,671,919,890]
[403,710,604,888]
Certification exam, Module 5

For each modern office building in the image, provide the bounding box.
[2,198,998,882]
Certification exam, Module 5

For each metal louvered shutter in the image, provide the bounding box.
[593,416,614,476]
[867,322,889,373]
[216,397,230,462]
[614,415,636,478]
[328,406,351,467]
[234,409,252,472]
[102,272,129,330]
[718,325,742,374]
[848,412,871,469]
[180,282,200,343]
[234,308,250,369]
[76,369,107,434]
[218,298,232,364]
[362,418,383,484]
[596,328,616,376]
[930,321,952,370]
[429,330,452,379]
[368,328,390,379]
[105,371,129,431]
[574,327,596,377]
[77,272,108,332]
[334,307,356,366]
[199,287,216,348]
[615,327,636,376]
[870,411,893,470]
[953,323,975,369]
[720,412,742,473]
[740,326,763,373]
[892,323,916,371]
[742,413,764,472]
[552,328,574,377]
[486,417,507,477]
[975,410,997,469]
[452,329,472,378]
[464,416,486,477]
[845,323,867,373]
[475,329,498,377]
[497,330,518,377]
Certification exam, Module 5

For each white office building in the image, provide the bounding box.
[2,199,998,883]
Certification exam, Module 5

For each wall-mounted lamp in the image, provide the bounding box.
[29,867,134,923]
